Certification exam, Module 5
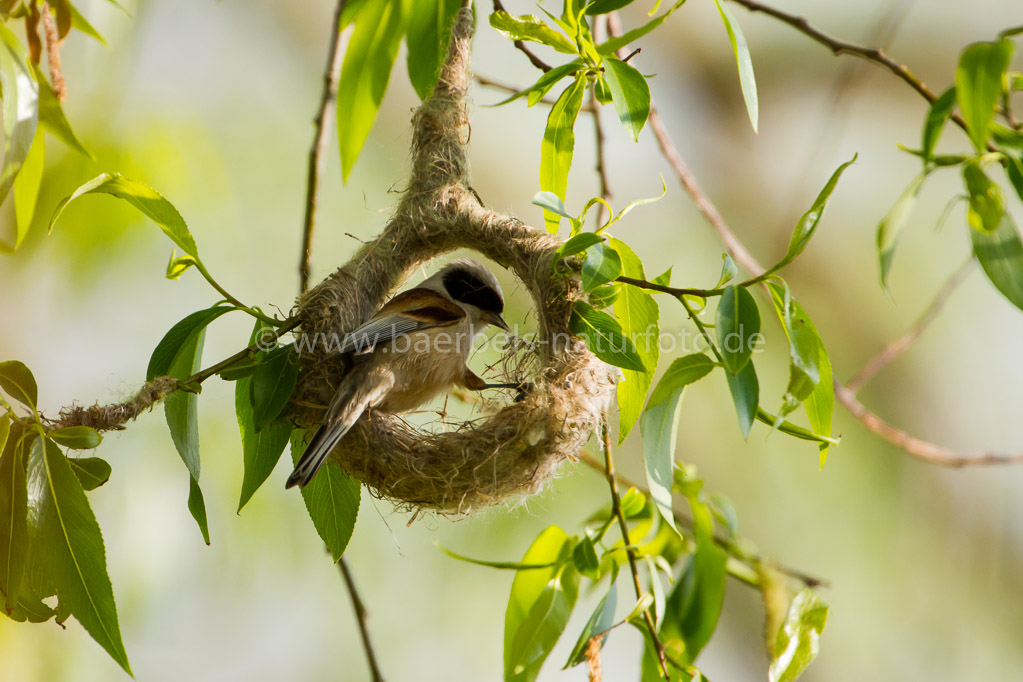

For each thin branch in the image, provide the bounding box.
[600,415,670,679]
[592,90,612,226]
[846,257,975,393]
[299,0,347,294]
[617,275,723,299]
[579,453,827,589]
[493,0,553,72]
[727,0,973,137]
[337,558,386,682]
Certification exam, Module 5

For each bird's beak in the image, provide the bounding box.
[483,310,510,331]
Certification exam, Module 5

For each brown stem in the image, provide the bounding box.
[299,0,347,294]
[337,558,386,682]
[846,257,975,393]
[616,275,723,299]
[600,414,670,679]
[493,0,552,72]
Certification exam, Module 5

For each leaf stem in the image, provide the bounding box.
[337,558,386,682]
[600,412,670,679]
[616,275,725,299]
[192,260,280,327]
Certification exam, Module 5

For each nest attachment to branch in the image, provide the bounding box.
[287,7,616,514]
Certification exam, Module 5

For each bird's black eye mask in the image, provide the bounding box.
[443,269,504,313]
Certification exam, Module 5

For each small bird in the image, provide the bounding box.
[286,259,511,488]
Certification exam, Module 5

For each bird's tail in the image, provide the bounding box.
[286,367,392,489]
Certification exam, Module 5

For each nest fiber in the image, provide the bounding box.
[287,7,615,513]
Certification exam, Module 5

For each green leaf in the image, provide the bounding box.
[0,360,38,410]
[291,430,360,562]
[754,408,838,447]
[876,171,928,294]
[563,580,617,669]
[146,306,236,381]
[12,126,44,251]
[69,3,106,44]
[581,241,623,290]
[67,457,112,492]
[187,474,209,545]
[493,62,586,107]
[489,11,578,55]
[504,526,576,682]
[552,231,604,268]
[540,75,587,232]
[438,544,558,571]
[955,40,1014,152]
[675,541,727,665]
[921,87,956,165]
[585,0,635,15]
[34,64,90,157]
[642,354,715,536]
[587,283,620,309]
[406,0,461,100]
[715,253,737,288]
[1007,154,1023,206]
[0,421,28,612]
[971,212,1023,312]
[50,173,198,258]
[569,301,646,372]
[766,283,834,463]
[647,354,715,408]
[715,285,760,374]
[534,190,578,223]
[766,155,856,276]
[611,238,659,443]
[963,160,1004,233]
[571,535,600,580]
[337,0,408,182]
[602,57,650,141]
[769,589,828,682]
[49,426,102,450]
[597,0,685,56]
[0,24,40,208]
[714,0,758,132]
[250,345,300,432]
[28,438,131,674]
[236,325,291,511]
[725,358,758,440]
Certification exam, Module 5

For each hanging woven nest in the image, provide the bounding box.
[286,7,615,513]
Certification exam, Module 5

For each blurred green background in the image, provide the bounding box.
[1,0,1022,680]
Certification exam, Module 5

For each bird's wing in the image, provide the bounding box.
[338,287,465,354]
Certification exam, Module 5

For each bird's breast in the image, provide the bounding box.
[372,322,477,413]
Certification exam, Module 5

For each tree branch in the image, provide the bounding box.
[846,257,975,394]
[726,0,973,136]
[599,414,669,679]
[606,12,1023,468]
[299,0,347,294]
[337,558,386,682]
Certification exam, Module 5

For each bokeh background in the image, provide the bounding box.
[1,0,1022,680]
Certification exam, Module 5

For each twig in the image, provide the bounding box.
[600,414,670,679]
[299,0,347,294]
[846,257,975,393]
[337,558,386,682]
[727,0,972,137]
[607,12,1023,468]
[617,275,723,299]
[579,453,827,588]
[473,73,560,106]
[493,0,552,72]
